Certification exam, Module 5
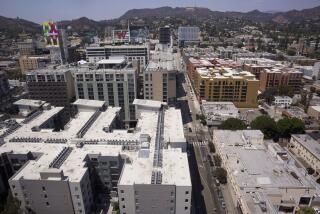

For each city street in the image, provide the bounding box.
[176,58,226,213]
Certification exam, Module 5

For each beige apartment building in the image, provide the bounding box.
[144,50,177,104]
[19,56,49,73]
[193,67,259,108]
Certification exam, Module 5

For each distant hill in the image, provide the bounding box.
[0,16,41,37]
[0,5,319,37]
[119,6,320,22]
[58,17,102,32]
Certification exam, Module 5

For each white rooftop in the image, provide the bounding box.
[1,99,189,187]
[13,99,46,108]
[97,56,126,65]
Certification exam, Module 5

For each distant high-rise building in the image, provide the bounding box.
[17,39,36,56]
[74,57,138,125]
[178,27,200,47]
[159,26,171,44]
[0,71,11,111]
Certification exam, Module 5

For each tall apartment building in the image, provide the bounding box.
[74,57,137,124]
[178,27,200,47]
[159,26,171,44]
[0,71,11,111]
[144,51,177,103]
[26,67,75,106]
[0,99,190,214]
[194,67,259,108]
[213,130,316,214]
[86,44,149,70]
[240,58,276,79]
[17,39,36,56]
[259,67,303,93]
[19,55,49,73]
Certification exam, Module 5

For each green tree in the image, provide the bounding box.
[214,167,227,184]
[296,207,315,214]
[250,116,278,139]
[277,117,305,139]
[218,118,246,130]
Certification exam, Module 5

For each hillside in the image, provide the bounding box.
[0,16,41,37]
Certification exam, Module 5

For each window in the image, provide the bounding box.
[42,186,46,191]
[75,187,79,191]
[47,75,55,82]
[46,202,50,206]
[37,75,45,82]
[95,74,103,81]
[185,206,188,210]
[56,75,65,82]
[121,198,124,201]
[76,195,80,199]
[105,74,114,81]
[185,191,189,194]
[185,199,188,202]
[120,190,124,193]
[76,74,84,81]
[11,185,15,189]
[122,205,125,209]
[44,194,47,198]
[85,74,93,82]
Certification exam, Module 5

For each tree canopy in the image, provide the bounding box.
[218,118,246,130]
[250,116,278,139]
[277,117,305,138]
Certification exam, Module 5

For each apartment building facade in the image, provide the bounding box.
[144,51,177,104]
[259,68,303,92]
[194,68,259,108]
[19,56,49,73]
[74,59,138,124]
[26,68,75,107]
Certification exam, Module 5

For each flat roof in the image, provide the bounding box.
[1,99,189,186]
[97,57,126,65]
[13,99,46,108]
[72,99,106,108]
[214,130,316,213]
[133,99,163,109]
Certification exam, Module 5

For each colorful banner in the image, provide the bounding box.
[43,21,59,47]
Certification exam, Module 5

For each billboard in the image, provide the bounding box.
[112,30,130,43]
[43,21,59,47]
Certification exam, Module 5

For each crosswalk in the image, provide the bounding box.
[192,141,208,146]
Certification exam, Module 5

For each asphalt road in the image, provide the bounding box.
[176,65,226,214]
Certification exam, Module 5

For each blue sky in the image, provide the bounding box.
[1,0,319,23]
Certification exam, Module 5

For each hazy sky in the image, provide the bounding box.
[1,0,320,23]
